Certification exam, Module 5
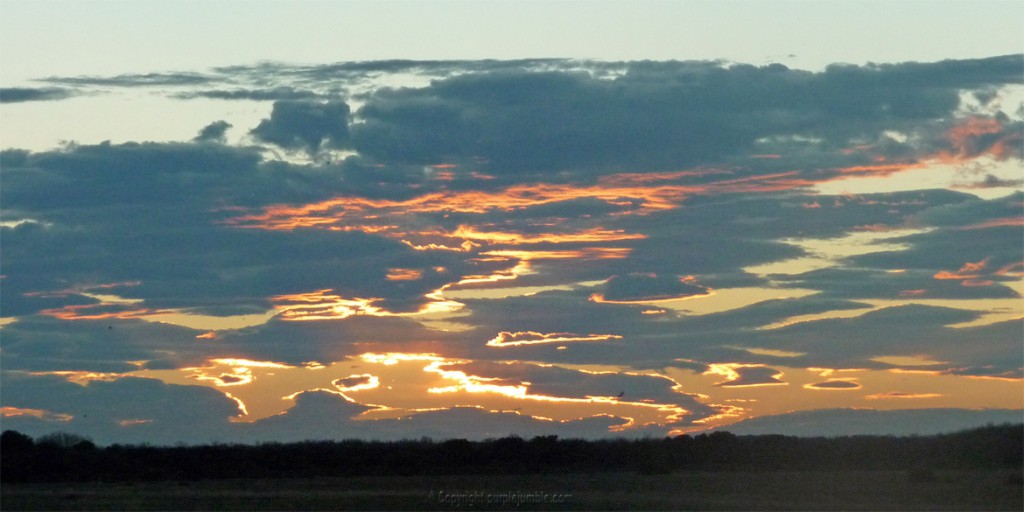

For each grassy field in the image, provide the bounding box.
[3,469,1021,511]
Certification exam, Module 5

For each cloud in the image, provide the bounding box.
[784,267,1020,300]
[908,191,1022,229]
[193,120,232,143]
[0,141,264,211]
[0,372,240,445]
[962,173,1024,189]
[436,360,707,408]
[173,87,327,101]
[1,141,481,319]
[345,56,1023,177]
[0,316,211,372]
[709,408,1024,437]
[2,56,1021,443]
[1,218,453,317]
[0,87,79,103]
[207,315,459,366]
[851,221,1023,281]
[709,365,786,387]
[754,305,1022,375]
[238,392,631,442]
[41,71,215,87]
[250,100,351,153]
[597,274,710,302]
[485,331,621,348]
[805,380,861,390]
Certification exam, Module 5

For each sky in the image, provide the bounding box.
[0,1,1022,444]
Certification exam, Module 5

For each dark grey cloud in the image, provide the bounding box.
[206,315,462,366]
[713,366,786,387]
[0,141,263,210]
[806,380,861,389]
[783,267,1020,300]
[596,189,976,286]
[173,87,327,101]
[25,56,1020,181]
[236,391,630,443]
[0,372,239,445]
[749,192,1024,300]
[0,141,478,320]
[753,305,1022,376]
[3,56,1021,443]
[1,219,467,316]
[600,274,709,302]
[193,120,232,143]
[709,408,1024,437]
[0,87,79,103]
[437,360,714,417]
[457,275,1020,378]
[250,100,351,153]
[344,55,1022,177]
[908,190,1022,229]
[965,173,1024,189]
[928,320,1024,378]
[0,316,211,372]
[209,59,594,89]
[40,71,215,87]
[0,288,97,319]
[0,379,631,444]
[851,223,1023,279]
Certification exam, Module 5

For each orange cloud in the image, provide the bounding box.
[38,304,163,321]
[933,258,991,280]
[333,374,381,392]
[448,225,646,245]
[386,268,423,281]
[956,217,1024,230]
[996,261,1024,277]
[271,288,463,322]
[704,363,787,388]
[945,116,1022,160]
[0,406,73,422]
[27,370,124,385]
[480,248,631,261]
[864,392,945,400]
[596,168,731,186]
[590,288,714,305]
[835,162,925,176]
[222,170,814,237]
[486,331,623,348]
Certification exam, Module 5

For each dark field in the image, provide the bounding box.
[3,469,1022,511]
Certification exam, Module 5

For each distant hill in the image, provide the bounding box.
[710,408,1024,436]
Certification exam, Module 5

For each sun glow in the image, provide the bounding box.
[38,345,1022,436]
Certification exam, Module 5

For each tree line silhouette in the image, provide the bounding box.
[2,424,1020,483]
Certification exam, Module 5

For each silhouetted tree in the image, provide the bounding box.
[1,425,1020,482]
[1,430,34,451]
[37,431,94,449]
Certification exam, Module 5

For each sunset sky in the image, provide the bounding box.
[1,1,1022,444]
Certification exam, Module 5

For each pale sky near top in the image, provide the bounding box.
[2,0,1022,85]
